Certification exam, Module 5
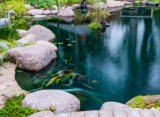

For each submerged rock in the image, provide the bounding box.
[27,25,55,42]
[58,8,75,17]
[22,90,80,113]
[28,111,55,117]
[7,41,57,71]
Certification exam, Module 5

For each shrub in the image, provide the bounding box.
[0,95,37,117]
[88,22,102,31]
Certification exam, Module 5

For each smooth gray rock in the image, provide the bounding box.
[106,0,124,8]
[43,10,52,15]
[72,4,81,9]
[24,4,33,10]
[28,9,43,15]
[101,102,132,111]
[51,10,58,15]
[28,111,55,117]
[16,29,28,37]
[17,34,36,46]
[34,15,47,19]
[58,8,75,17]
[7,41,57,71]
[51,5,58,10]
[22,90,80,113]
[27,25,55,42]
[0,42,8,50]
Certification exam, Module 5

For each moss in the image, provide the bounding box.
[0,95,38,117]
[128,95,160,110]
[128,96,146,108]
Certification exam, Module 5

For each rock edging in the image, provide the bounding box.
[0,63,29,109]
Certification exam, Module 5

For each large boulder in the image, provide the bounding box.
[27,25,55,42]
[22,90,80,113]
[28,111,55,117]
[106,0,124,8]
[7,41,57,71]
[58,8,75,17]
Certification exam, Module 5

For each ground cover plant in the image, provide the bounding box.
[0,95,37,117]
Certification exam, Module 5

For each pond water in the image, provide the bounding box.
[16,6,160,110]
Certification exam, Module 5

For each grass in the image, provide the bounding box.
[0,95,37,117]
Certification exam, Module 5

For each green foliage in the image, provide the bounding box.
[0,95,37,117]
[148,0,160,3]
[0,0,31,40]
[88,22,102,31]
[128,96,146,108]
[0,0,27,17]
[27,0,106,8]
[27,0,55,9]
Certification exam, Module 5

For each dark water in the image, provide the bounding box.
[16,7,160,110]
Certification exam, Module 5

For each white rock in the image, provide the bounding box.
[51,5,58,10]
[72,4,81,9]
[0,42,8,50]
[106,0,124,8]
[16,29,28,37]
[27,25,55,42]
[58,8,75,17]
[28,111,56,117]
[51,10,58,15]
[99,2,106,9]
[43,10,52,15]
[24,4,33,10]
[16,34,36,46]
[22,90,80,113]
[34,15,47,19]
[28,9,43,16]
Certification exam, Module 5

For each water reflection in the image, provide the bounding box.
[16,7,160,110]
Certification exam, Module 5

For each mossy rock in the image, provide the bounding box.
[127,95,160,111]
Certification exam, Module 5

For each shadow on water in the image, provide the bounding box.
[16,7,160,110]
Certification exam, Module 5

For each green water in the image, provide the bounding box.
[16,7,160,110]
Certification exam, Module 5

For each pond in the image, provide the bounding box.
[16,6,160,110]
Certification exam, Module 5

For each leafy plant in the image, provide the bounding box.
[0,95,37,117]
[88,22,102,31]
